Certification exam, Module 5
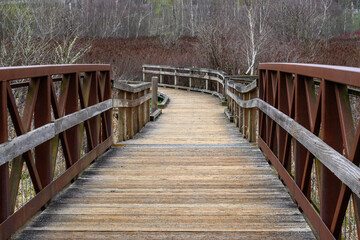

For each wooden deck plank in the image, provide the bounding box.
[14,88,315,239]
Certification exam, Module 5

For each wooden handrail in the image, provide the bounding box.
[142,64,228,101]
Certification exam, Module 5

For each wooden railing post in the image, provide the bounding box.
[243,91,247,136]
[139,90,145,128]
[143,66,146,81]
[249,87,258,142]
[160,68,163,84]
[113,81,152,141]
[146,88,150,122]
[205,73,209,90]
[152,76,158,113]
[129,91,135,139]
[174,70,177,86]
[117,90,126,142]
[224,76,228,101]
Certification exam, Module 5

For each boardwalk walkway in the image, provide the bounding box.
[14,88,315,239]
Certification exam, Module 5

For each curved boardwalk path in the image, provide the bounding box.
[14,88,315,239]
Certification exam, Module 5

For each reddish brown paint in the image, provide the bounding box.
[0,64,111,240]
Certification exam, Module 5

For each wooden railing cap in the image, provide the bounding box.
[112,80,151,93]
[142,64,227,78]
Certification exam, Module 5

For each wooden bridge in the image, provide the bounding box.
[1,64,360,239]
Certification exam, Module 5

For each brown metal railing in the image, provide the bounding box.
[256,63,360,240]
[227,63,360,240]
[0,65,111,240]
[4,63,360,239]
[0,65,157,240]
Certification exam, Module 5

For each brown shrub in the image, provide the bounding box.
[80,36,360,80]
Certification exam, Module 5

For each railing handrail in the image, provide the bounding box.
[142,64,228,78]
[142,64,235,102]
[0,64,110,81]
[227,79,257,94]
[260,62,360,88]
[112,80,151,93]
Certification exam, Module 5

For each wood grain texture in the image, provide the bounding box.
[14,88,315,239]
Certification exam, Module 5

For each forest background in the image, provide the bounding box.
[1,0,360,80]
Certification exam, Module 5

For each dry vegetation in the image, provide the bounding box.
[80,36,360,81]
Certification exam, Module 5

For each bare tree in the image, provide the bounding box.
[242,0,272,75]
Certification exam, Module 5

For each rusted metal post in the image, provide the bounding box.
[277,72,290,166]
[35,76,52,187]
[320,80,342,229]
[294,75,310,190]
[65,73,80,160]
[89,72,100,147]
[104,71,112,139]
[152,76,158,113]
[0,82,10,224]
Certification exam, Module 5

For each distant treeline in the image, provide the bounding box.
[1,0,360,75]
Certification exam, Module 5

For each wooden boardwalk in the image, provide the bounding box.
[14,88,315,239]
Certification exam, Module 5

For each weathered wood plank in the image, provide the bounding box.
[113,93,151,108]
[14,88,315,240]
[112,81,151,93]
[15,230,316,240]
